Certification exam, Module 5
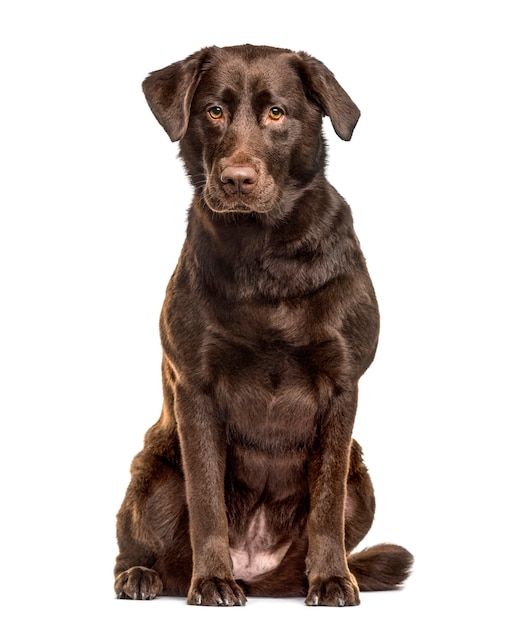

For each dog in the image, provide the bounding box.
[114,44,413,607]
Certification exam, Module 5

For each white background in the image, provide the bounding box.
[1,1,530,624]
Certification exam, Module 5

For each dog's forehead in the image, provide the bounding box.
[200,50,303,101]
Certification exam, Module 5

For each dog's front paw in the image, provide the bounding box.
[188,577,247,606]
[115,566,163,600]
[305,575,360,607]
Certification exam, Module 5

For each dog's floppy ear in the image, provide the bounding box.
[295,52,360,141]
[142,48,214,142]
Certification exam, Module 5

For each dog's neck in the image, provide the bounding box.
[183,179,360,302]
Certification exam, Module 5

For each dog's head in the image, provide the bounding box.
[142,45,360,215]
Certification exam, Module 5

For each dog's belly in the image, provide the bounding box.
[229,508,291,581]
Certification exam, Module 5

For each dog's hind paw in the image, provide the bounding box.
[188,576,247,606]
[305,575,360,607]
[115,566,163,600]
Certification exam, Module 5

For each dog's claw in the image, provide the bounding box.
[115,566,163,601]
[306,575,360,606]
[188,576,247,606]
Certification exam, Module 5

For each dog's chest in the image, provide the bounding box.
[209,319,347,447]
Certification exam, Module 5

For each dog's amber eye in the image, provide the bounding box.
[268,107,284,121]
[208,106,223,120]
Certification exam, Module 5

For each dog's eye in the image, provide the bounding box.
[268,107,284,121]
[208,106,223,120]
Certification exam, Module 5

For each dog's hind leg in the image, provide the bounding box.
[344,438,376,550]
[114,450,192,599]
[344,439,414,591]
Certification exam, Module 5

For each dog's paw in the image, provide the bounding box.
[115,566,163,600]
[305,575,360,607]
[188,577,247,606]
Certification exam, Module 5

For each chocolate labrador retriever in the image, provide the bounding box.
[114,44,413,607]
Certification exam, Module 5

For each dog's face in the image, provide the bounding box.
[184,49,323,215]
[142,45,360,215]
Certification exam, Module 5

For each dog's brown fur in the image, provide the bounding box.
[114,44,413,607]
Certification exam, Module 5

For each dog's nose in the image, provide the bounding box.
[221,166,257,194]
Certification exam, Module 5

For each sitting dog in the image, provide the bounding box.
[114,44,413,607]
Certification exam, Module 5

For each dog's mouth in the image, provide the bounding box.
[204,194,274,214]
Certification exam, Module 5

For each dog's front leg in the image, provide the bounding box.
[175,386,246,606]
[305,390,360,607]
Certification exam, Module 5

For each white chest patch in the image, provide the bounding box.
[229,509,291,581]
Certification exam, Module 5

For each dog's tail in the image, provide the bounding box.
[348,543,414,591]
